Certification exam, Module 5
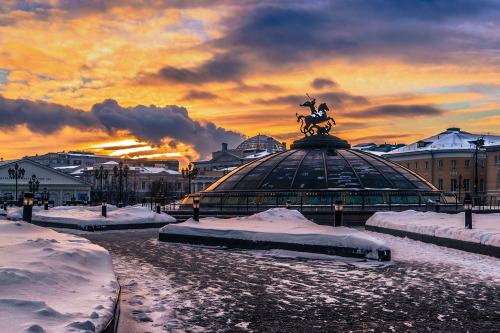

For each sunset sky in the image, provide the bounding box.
[1,0,500,166]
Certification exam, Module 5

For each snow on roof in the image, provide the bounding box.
[0,219,118,332]
[102,161,119,165]
[53,165,80,170]
[141,167,180,175]
[243,150,273,159]
[384,128,500,155]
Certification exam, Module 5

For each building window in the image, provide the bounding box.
[406,163,410,168]
[425,161,428,169]
[415,162,418,170]
[465,160,470,168]
[438,160,443,169]
[481,160,485,168]
[451,160,457,169]
[479,179,485,192]
[496,156,498,165]
[463,179,470,192]
[451,179,457,192]
[498,174,500,190]
[142,182,146,190]
[438,179,443,190]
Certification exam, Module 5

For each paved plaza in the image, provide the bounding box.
[81,229,500,332]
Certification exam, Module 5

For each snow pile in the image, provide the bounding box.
[366,210,500,247]
[6,204,176,226]
[160,208,389,259]
[0,221,118,332]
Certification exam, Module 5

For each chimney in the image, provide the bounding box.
[281,142,286,151]
[267,137,274,153]
[222,143,228,151]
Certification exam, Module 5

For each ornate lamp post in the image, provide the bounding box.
[8,163,25,201]
[28,174,40,193]
[181,163,198,195]
[113,161,129,208]
[42,187,50,210]
[95,165,109,202]
[469,137,485,196]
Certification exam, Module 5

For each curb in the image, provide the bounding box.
[365,225,500,259]
[101,286,121,333]
[28,219,172,231]
[159,232,391,261]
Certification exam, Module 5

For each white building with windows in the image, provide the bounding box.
[0,159,91,205]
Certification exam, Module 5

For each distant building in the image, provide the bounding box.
[192,135,286,193]
[26,151,121,168]
[352,142,406,155]
[0,159,91,205]
[75,162,187,204]
[383,128,500,201]
[26,151,179,171]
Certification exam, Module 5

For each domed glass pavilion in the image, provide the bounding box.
[185,133,443,209]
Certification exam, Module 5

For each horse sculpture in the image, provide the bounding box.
[296,99,336,135]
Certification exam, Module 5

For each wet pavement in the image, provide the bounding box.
[81,229,500,332]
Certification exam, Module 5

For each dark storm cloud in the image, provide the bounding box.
[311,78,337,90]
[182,90,218,100]
[216,0,500,64]
[353,104,444,118]
[91,99,245,158]
[0,95,99,133]
[140,53,248,85]
[0,95,244,159]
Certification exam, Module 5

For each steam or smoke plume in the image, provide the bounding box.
[0,95,245,159]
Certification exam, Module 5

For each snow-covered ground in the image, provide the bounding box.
[160,208,390,260]
[0,219,118,332]
[6,204,176,227]
[366,210,500,247]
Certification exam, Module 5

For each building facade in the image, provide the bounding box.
[0,159,91,205]
[383,128,500,202]
[485,145,500,205]
[76,161,187,204]
[192,135,286,193]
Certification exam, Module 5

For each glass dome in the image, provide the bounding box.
[188,135,442,208]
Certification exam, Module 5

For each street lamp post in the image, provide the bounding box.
[8,163,25,202]
[458,174,462,203]
[181,163,198,195]
[22,192,34,223]
[113,161,129,208]
[95,165,109,202]
[102,199,107,217]
[464,193,473,229]
[469,138,485,197]
[193,197,200,222]
[41,187,50,210]
[334,200,343,226]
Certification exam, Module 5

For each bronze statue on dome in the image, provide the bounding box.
[296,94,336,136]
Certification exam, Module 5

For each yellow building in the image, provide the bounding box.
[485,145,500,205]
[383,128,500,203]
